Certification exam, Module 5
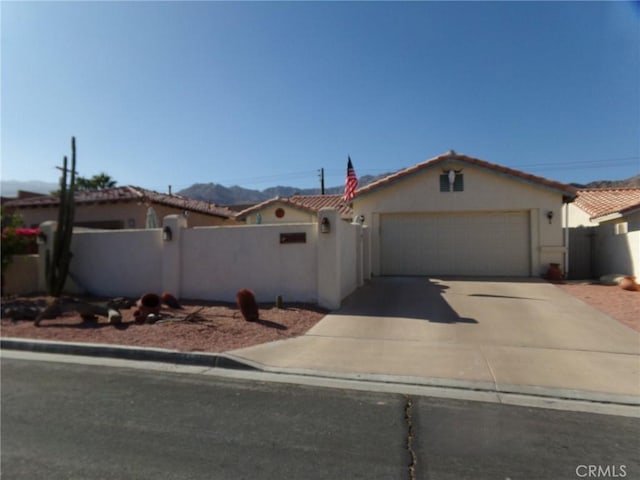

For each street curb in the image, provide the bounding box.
[3,337,639,408]
[0,338,257,371]
[222,352,640,407]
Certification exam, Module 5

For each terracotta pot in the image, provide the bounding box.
[546,263,563,282]
[619,276,639,292]
[134,293,162,323]
[140,293,161,308]
[161,292,181,309]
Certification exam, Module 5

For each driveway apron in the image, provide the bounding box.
[229,277,640,403]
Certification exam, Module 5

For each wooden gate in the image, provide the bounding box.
[568,227,597,280]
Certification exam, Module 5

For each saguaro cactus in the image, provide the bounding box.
[46,137,77,297]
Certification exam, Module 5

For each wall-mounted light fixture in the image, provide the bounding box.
[320,217,331,234]
[546,210,554,224]
[163,226,173,241]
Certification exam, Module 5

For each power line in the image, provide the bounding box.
[517,156,639,169]
[139,155,639,192]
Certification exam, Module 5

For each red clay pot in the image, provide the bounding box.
[619,276,639,292]
[546,263,563,282]
[161,292,181,309]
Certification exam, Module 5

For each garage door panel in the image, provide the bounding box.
[380,212,529,276]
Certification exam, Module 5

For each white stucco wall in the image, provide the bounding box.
[34,211,365,309]
[565,203,598,228]
[180,223,318,303]
[68,229,163,297]
[339,219,359,299]
[353,162,568,276]
[594,213,640,277]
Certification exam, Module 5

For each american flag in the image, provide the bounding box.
[344,156,358,203]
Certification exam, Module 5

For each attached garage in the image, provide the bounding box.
[380,211,530,276]
[352,151,576,278]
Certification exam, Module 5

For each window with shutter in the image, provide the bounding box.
[439,173,464,192]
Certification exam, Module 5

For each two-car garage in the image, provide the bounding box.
[352,152,574,278]
[379,211,531,276]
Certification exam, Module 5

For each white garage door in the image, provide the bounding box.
[380,211,530,276]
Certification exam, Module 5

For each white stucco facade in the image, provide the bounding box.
[352,159,571,277]
[242,202,315,225]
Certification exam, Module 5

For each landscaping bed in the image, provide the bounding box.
[555,282,640,332]
[0,296,327,353]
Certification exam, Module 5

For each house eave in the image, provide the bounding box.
[354,155,576,202]
[592,205,640,223]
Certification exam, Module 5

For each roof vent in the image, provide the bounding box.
[447,149,456,155]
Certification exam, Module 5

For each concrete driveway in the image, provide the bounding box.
[229,277,640,403]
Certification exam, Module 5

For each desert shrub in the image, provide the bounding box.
[1,210,39,272]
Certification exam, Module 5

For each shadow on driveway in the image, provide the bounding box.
[336,277,477,324]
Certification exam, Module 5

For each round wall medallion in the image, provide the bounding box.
[275,208,285,218]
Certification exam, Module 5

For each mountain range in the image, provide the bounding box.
[177,174,640,205]
[2,174,639,205]
[177,174,385,205]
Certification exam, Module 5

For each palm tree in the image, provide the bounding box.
[76,173,117,191]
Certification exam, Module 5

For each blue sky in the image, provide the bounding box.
[1,1,638,194]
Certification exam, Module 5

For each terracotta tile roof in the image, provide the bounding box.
[3,186,234,219]
[574,188,640,220]
[355,151,577,200]
[236,194,354,220]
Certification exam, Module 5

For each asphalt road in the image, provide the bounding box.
[2,358,639,480]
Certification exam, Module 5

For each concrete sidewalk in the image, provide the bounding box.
[228,277,640,404]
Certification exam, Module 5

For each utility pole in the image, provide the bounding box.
[319,168,325,195]
[55,165,79,176]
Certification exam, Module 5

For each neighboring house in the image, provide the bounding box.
[3,186,238,229]
[350,151,576,277]
[236,194,354,224]
[566,188,640,278]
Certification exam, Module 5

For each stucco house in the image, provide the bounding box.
[349,151,576,277]
[566,188,640,278]
[236,194,354,224]
[3,186,238,229]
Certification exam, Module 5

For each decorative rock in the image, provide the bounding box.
[108,297,134,310]
[108,309,122,324]
[600,274,627,286]
[3,305,41,320]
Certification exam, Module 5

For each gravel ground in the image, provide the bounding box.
[1,298,327,353]
[554,281,640,332]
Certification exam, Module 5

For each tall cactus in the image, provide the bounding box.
[46,136,77,296]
